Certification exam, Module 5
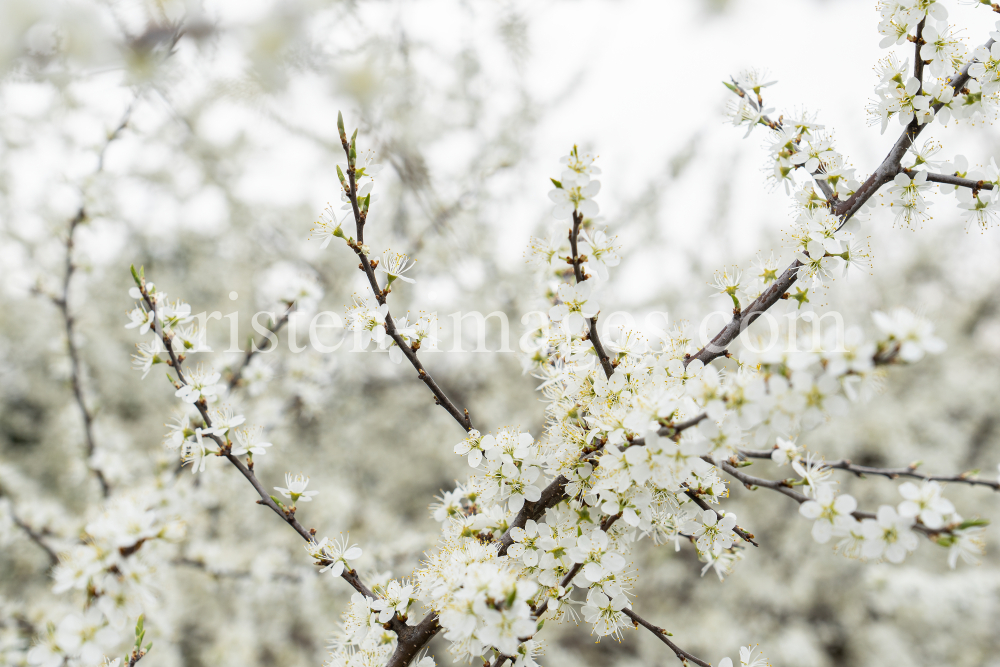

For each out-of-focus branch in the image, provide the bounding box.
[621,607,712,667]
[227,302,295,392]
[173,557,307,582]
[49,103,136,497]
[8,509,59,567]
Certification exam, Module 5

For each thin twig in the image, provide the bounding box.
[8,510,59,566]
[53,103,136,497]
[737,448,1000,491]
[683,485,758,547]
[568,210,614,379]
[913,18,927,94]
[917,171,995,191]
[621,608,712,667]
[173,557,306,582]
[136,281,407,637]
[715,460,953,537]
[337,126,473,431]
[532,513,622,621]
[692,39,997,369]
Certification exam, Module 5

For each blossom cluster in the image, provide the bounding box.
[29,495,182,666]
[102,8,1000,664]
[385,139,965,663]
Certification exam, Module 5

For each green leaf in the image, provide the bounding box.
[145,642,153,652]
[130,264,142,287]
[958,518,989,530]
[337,111,346,141]
[135,615,144,637]
[722,81,739,93]
[336,164,347,185]
[549,178,563,189]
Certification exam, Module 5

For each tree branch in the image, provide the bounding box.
[568,210,614,379]
[621,607,712,667]
[136,281,406,637]
[737,448,1000,491]
[715,459,957,537]
[51,103,136,497]
[913,18,927,93]
[8,509,59,567]
[683,485,758,547]
[917,170,995,192]
[695,39,997,369]
[337,125,473,431]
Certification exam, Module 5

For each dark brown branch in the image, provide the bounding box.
[531,513,622,621]
[826,459,1000,490]
[694,39,997,369]
[58,208,109,497]
[920,171,995,191]
[629,413,708,448]
[621,608,712,667]
[385,613,440,667]
[683,483,758,547]
[227,302,295,391]
[729,81,836,203]
[127,649,149,667]
[715,460,950,537]
[569,210,614,379]
[737,448,1000,491]
[338,122,472,431]
[913,18,927,93]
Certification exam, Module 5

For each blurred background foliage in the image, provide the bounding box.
[1,0,999,665]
